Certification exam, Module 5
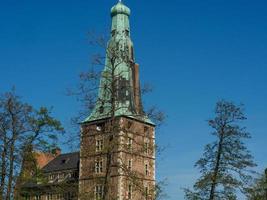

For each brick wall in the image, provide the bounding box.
[79,116,155,200]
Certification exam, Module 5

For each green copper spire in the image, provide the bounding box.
[83,2,153,125]
[111,1,131,33]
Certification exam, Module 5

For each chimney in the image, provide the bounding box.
[133,63,141,114]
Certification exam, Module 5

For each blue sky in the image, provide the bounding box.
[0,0,267,199]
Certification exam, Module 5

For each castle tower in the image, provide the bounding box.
[79,1,155,200]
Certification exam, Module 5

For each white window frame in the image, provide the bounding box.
[95,185,104,200]
[127,137,133,150]
[95,159,103,174]
[96,139,104,152]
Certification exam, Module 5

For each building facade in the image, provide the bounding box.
[79,118,155,200]
[18,151,79,200]
[19,1,155,200]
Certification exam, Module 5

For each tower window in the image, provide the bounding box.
[127,137,133,150]
[145,164,149,176]
[96,139,104,152]
[128,159,132,171]
[144,142,149,155]
[95,159,103,173]
[128,184,132,199]
[95,185,104,200]
[144,126,148,133]
[127,121,133,129]
[145,186,149,200]
[117,77,128,102]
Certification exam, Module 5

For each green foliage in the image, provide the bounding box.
[27,106,64,151]
[0,88,64,199]
[246,171,267,200]
[184,100,256,200]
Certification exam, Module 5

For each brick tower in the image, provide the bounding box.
[79,1,155,200]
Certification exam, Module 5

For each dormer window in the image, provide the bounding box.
[112,30,116,37]
[61,158,69,164]
[125,30,129,36]
[99,105,104,114]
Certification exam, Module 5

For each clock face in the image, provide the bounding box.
[96,126,102,131]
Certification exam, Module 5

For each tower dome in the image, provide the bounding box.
[111,1,131,17]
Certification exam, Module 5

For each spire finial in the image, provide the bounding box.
[119,0,122,3]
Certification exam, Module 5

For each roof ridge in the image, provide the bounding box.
[58,151,80,156]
